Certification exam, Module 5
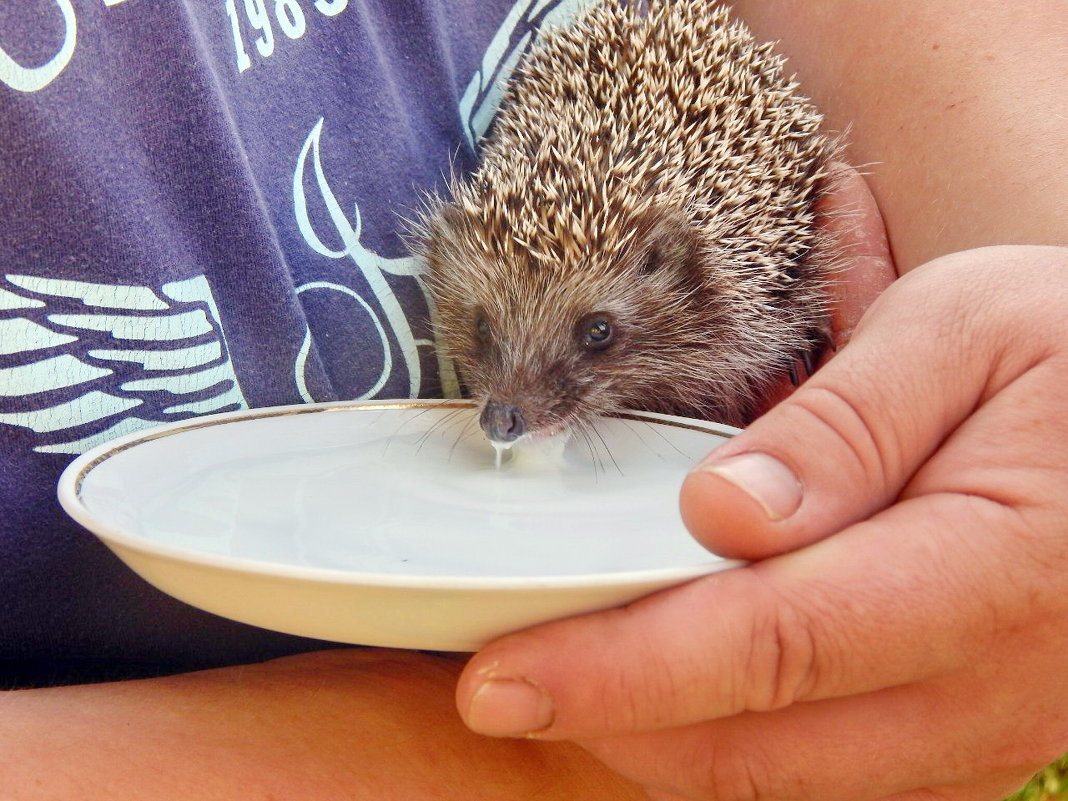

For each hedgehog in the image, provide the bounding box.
[417,0,841,444]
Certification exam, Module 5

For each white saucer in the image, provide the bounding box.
[57,400,742,651]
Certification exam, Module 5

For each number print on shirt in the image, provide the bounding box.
[224,0,348,74]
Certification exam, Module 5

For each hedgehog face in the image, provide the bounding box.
[422,202,741,442]
[462,298,630,443]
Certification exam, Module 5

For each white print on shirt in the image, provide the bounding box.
[224,0,349,74]
[291,117,460,402]
[282,0,598,403]
[284,0,595,404]
[0,0,77,93]
[459,0,596,149]
[0,274,248,454]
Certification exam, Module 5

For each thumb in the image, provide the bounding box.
[681,252,993,560]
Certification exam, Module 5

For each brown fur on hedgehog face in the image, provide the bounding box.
[418,0,838,441]
[424,199,780,438]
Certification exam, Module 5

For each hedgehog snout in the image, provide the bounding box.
[480,401,526,443]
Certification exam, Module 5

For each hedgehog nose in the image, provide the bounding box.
[480,402,526,443]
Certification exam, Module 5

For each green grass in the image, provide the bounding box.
[1006,755,1068,801]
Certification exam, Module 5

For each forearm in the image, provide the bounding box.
[730,0,1068,271]
[2,649,644,801]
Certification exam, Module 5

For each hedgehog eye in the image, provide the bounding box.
[475,315,491,340]
[579,313,614,351]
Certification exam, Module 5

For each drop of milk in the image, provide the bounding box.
[491,440,512,470]
[488,433,571,471]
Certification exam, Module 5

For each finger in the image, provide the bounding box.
[457,491,1026,740]
[680,246,1038,561]
[749,164,895,419]
[643,790,690,801]
[818,162,898,348]
[871,768,1050,801]
[577,678,1049,801]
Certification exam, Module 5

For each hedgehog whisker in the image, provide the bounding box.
[448,411,481,463]
[414,407,469,455]
[618,417,669,462]
[382,405,447,456]
[574,418,603,482]
[589,416,624,477]
[638,417,695,460]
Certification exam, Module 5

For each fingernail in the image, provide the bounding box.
[694,452,802,520]
[465,678,554,737]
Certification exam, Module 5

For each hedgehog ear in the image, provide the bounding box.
[633,205,699,283]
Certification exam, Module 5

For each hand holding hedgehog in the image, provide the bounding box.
[458,245,1068,801]
[453,2,1068,800]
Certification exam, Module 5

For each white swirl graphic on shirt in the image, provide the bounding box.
[293,280,393,402]
[284,0,595,404]
[292,116,460,402]
[459,0,596,149]
[0,0,77,93]
[0,274,247,454]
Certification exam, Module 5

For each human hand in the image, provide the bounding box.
[455,245,1068,801]
[750,162,897,418]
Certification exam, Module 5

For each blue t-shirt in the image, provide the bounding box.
[0,0,591,685]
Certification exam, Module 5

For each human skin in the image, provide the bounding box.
[454,2,1068,800]
[728,0,1068,273]
[0,648,645,800]
[0,165,885,801]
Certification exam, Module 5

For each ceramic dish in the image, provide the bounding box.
[57,400,743,651]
